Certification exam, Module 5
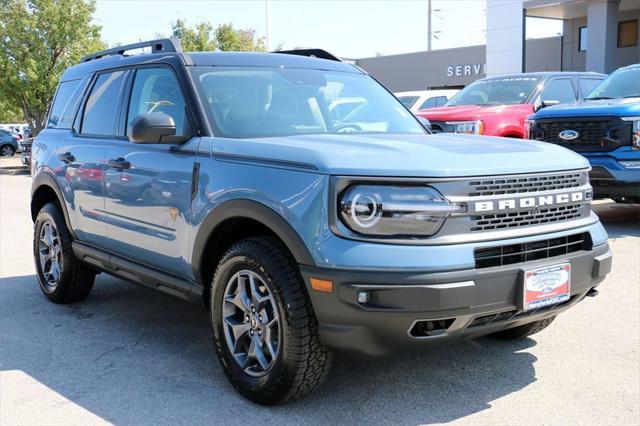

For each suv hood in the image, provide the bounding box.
[417,104,533,121]
[211,133,589,177]
[533,97,640,119]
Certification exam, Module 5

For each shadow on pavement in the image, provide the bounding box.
[1,273,538,425]
[592,201,640,239]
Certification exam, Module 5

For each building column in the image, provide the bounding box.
[486,0,524,76]
[586,0,619,73]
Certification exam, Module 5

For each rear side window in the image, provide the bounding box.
[540,79,577,104]
[81,71,127,136]
[579,78,603,97]
[48,78,88,129]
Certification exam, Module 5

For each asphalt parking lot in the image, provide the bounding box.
[1,169,639,425]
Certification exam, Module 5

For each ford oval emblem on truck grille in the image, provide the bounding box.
[559,129,580,140]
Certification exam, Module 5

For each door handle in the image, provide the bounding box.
[107,157,131,170]
[58,152,75,163]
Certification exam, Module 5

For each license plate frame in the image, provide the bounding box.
[523,263,571,312]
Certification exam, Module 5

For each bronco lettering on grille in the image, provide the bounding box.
[472,191,590,213]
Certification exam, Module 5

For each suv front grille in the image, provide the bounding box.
[474,232,592,268]
[470,203,584,232]
[532,118,631,152]
[468,172,582,197]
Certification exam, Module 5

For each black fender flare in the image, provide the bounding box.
[191,199,316,283]
[30,171,76,238]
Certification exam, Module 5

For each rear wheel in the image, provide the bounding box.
[490,316,556,340]
[211,237,332,405]
[1,144,15,157]
[33,203,95,303]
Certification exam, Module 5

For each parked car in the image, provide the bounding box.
[30,39,611,405]
[527,64,640,203]
[20,137,34,166]
[395,89,459,112]
[416,72,606,138]
[0,129,19,156]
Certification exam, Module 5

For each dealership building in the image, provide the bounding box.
[355,0,640,91]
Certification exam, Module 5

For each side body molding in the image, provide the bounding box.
[191,199,316,284]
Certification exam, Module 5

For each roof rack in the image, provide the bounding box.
[274,48,342,62]
[80,38,183,63]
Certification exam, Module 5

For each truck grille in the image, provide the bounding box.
[470,203,584,232]
[468,172,582,196]
[531,118,631,152]
[474,232,592,268]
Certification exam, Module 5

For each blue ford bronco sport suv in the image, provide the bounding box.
[31,39,612,404]
[528,64,640,203]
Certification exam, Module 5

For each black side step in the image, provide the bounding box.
[72,241,202,305]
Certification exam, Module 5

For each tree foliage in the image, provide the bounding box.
[171,20,266,52]
[0,0,104,135]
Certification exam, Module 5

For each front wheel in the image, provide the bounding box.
[1,144,15,157]
[211,237,332,405]
[490,316,556,340]
[34,203,95,303]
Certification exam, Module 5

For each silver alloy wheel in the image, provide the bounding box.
[38,221,62,291]
[222,269,280,377]
[1,145,14,156]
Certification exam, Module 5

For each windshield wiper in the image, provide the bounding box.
[585,96,614,100]
[623,94,640,98]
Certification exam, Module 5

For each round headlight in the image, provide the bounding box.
[350,193,382,228]
[339,185,463,238]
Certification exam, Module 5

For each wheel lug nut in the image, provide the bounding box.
[250,330,254,335]
[258,315,263,321]
[245,315,250,322]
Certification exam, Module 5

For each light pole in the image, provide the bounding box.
[265,0,271,51]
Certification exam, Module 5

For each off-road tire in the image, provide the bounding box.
[211,236,332,405]
[34,202,95,303]
[491,316,556,340]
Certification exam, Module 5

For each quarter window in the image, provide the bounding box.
[540,79,577,104]
[127,68,188,137]
[81,71,127,136]
[48,78,89,129]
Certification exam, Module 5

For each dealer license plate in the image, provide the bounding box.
[523,263,571,311]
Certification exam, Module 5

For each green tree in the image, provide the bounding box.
[0,0,104,135]
[215,23,266,52]
[171,19,217,52]
[171,20,266,52]
[0,99,24,123]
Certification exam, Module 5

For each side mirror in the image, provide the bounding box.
[128,112,183,144]
[533,98,560,112]
[417,116,432,133]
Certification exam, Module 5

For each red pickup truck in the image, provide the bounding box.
[416,72,605,138]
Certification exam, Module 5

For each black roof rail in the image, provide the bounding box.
[274,48,342,62]
[80,38,183,63]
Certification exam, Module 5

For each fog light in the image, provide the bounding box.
[619,160,640,169]
[357,290,369,304]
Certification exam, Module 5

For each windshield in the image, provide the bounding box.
[397,95,419,109]
[446,77,541,106]
[190,67,425,138]
[586,66,640,100]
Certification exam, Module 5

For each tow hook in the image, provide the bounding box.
[586,288,599,297]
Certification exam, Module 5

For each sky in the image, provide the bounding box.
[94,0,563,58]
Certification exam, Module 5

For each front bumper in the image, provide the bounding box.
[301,243,611,356]
[586,149,640,199]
